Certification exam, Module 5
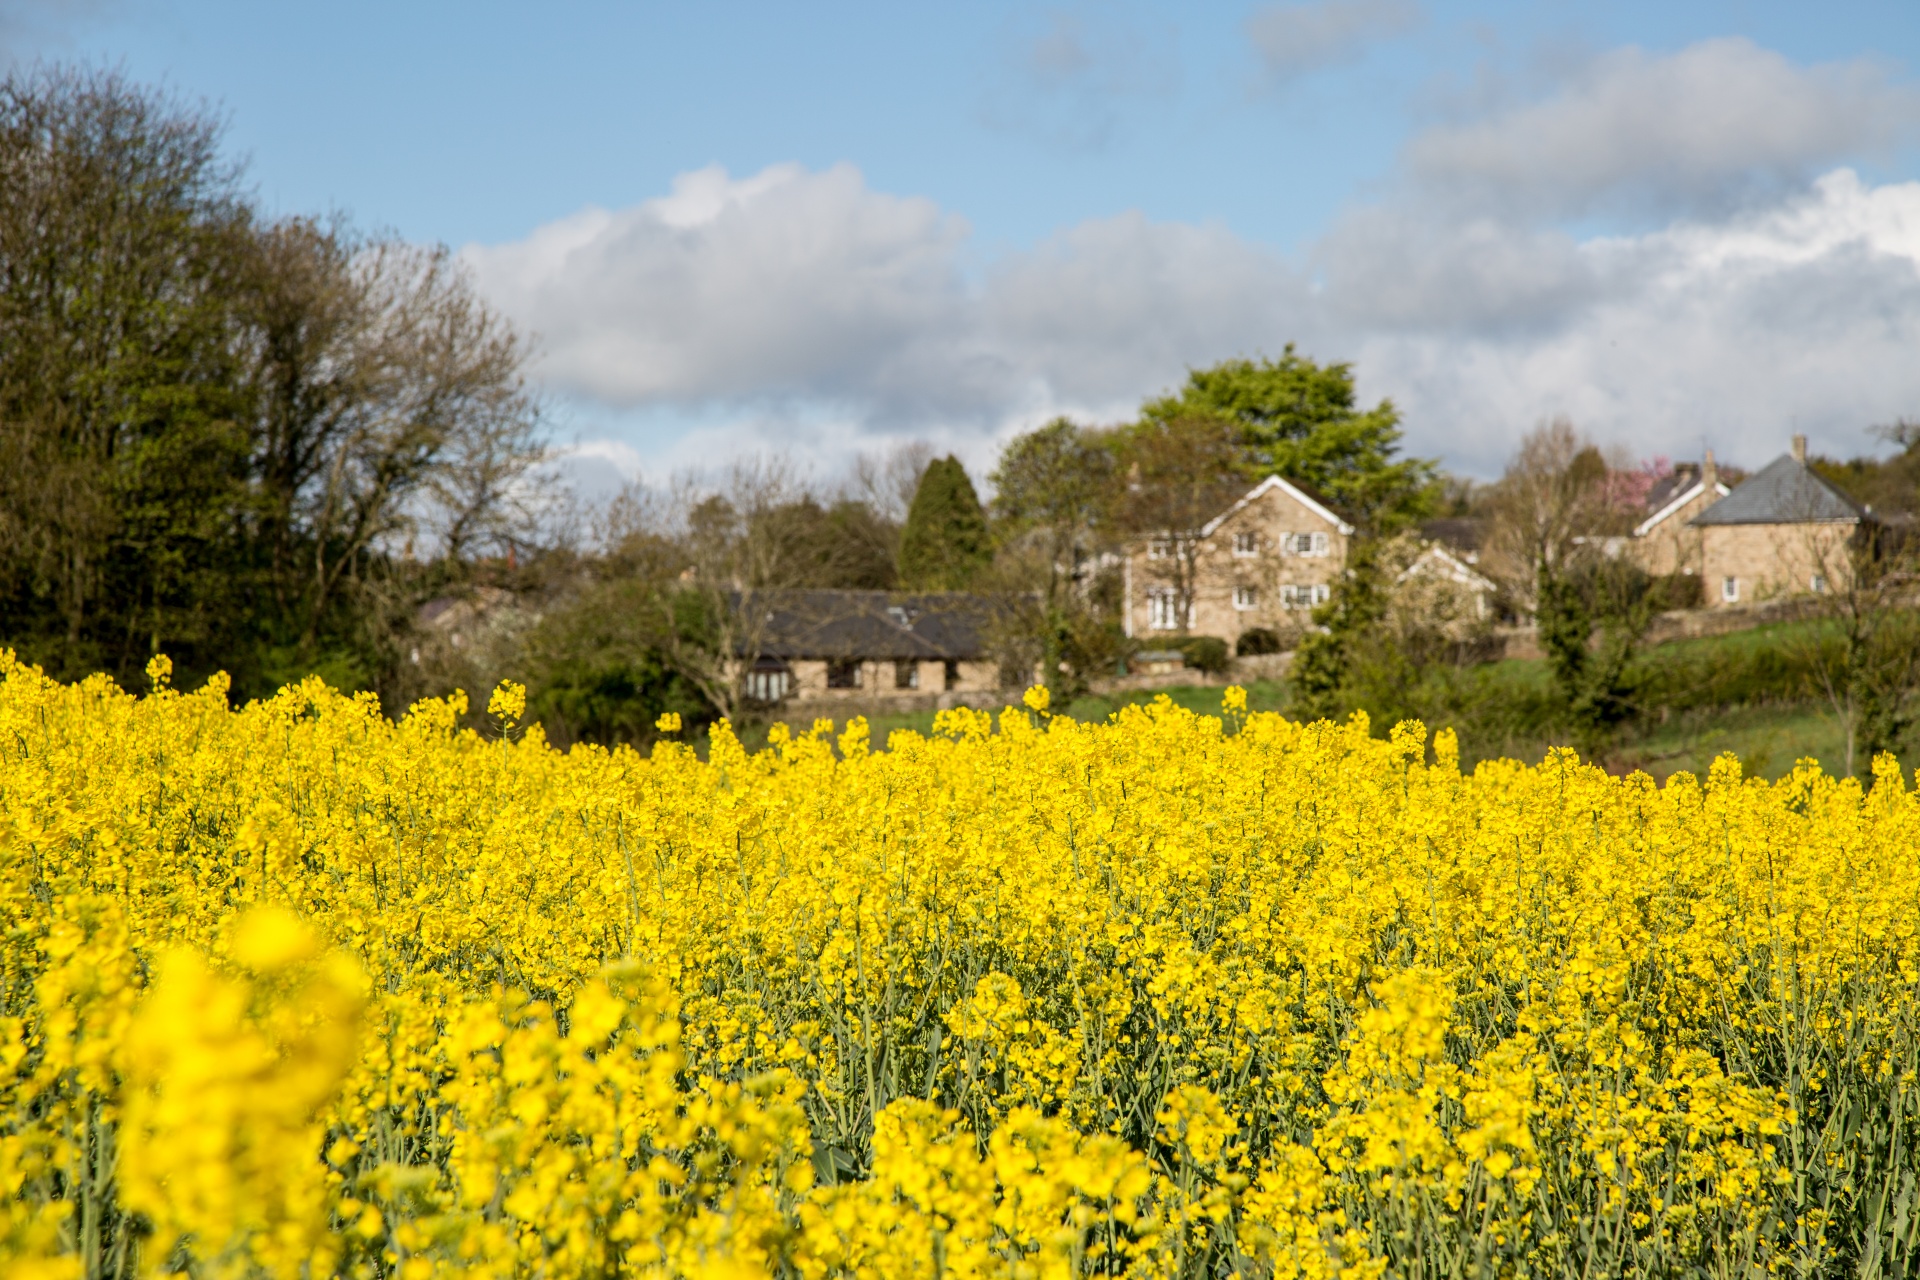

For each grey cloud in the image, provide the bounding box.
[1245,0,1419,85]
[977,5,1180,153]
[1406,38,1920,219]
[985,212,1303,403]
[1314,206,1597,332]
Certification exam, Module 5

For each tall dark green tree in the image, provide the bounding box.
[1143,347,1437,534]
[898,456,991,591]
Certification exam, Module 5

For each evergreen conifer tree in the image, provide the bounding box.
[898,456,992,590]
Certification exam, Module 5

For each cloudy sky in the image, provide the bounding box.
[9,0,1920,489]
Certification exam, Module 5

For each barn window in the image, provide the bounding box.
[745,657,792,703]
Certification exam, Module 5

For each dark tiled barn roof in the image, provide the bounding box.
[1691,455,1863,526]
[735,590,1001,660]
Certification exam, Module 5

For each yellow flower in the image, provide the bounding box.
[0,656,1908,1277]
[1022,684,1050,713]
[655,711,683,733]
[487,679,527,723]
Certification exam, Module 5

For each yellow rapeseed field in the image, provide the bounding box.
[4,651,1919,1278]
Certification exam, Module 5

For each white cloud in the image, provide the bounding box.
[1405,38,1920,218]
[1245,0,1419,85]
[466,163,973,413]
[467,163,1303,436]
[1354,171,1920,473]
[472,109,1920,482]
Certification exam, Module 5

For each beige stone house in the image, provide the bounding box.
[1692,436,1863,607]
[1631,453,1731,577]
[736,590,1005,704]
[1397,544,1498,625]
[1122,475,1354,645]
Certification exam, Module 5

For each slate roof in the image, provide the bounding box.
[1644,464,1701,514]
[1690,455,1864,526]
[735,590,1001,661]
[1419,517,1485,554]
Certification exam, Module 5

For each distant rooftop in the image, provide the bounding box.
[1644,463,1700,514]
[1690,454,1863,526]
[733,589,1000,660]
[1419,517,1483,554]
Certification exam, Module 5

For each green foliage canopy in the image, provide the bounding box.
[1143,346,1437,532]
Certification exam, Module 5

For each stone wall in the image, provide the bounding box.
[1699,522,1853,607]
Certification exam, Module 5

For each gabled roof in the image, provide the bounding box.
[733,590,1001,660]
[1634,478,1731,537]
[1689,455,1863,527]
[1200,475,1355,539]
[1400,545,1494,592]
[1643,466,1700,514]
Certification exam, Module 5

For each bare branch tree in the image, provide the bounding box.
[1115,414,1249,634]
[1791,513,1920,778]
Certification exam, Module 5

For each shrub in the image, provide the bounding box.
[1236,626,1284,656]
[1173,634,1230,674]
[1650,571,1705,611]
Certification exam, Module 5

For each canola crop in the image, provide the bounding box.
[3,651,1920,1279]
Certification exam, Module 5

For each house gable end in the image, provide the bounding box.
[1200,475,1355,540]
[1635,480,1731,538]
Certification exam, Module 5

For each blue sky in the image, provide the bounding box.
[8,0,1920,487]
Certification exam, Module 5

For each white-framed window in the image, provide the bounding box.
[1231,531,1259,558]
[746,663,792,703]
[1281,584,1330,609]
[1147,588,1185,631]
[1281,532,1330,557]
[1810,573,1828,594]
[1147,538,1173,560]
[1233,585,1258,611]
[1722,576,1739,603]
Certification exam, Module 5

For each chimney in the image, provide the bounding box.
[1701,448,1717,490]
[1791,434,1807,464]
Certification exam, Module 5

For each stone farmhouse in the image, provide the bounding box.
[1122,475,1354,644]
[737,590,1005,705]
[1689,436,1864,607]
[1631,452,1732,577]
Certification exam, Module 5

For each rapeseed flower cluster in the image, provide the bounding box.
[3,648,1918,1278]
